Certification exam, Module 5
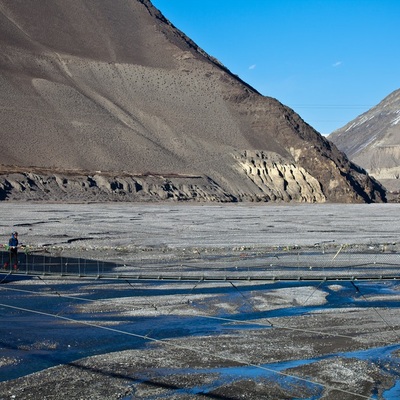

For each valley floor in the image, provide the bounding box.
[0,203,399,399]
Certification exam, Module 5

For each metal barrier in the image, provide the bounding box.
[1,242,399,281]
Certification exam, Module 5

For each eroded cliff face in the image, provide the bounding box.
[0,169,235,202]
[0,157,385,203]
[234,151,325,202]
[0,0,386,203]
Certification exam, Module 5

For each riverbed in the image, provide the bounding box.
[0,203,399,399]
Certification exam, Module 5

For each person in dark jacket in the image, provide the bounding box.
[4,232,19,270]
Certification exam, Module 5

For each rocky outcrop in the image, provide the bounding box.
[0,169,236,202]
[234,151,325,202]
[0,159,386,203]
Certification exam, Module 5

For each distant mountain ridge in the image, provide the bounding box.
[0,0,385,203]
[329,89,400,195]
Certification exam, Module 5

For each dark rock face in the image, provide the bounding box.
[0,0,385,203]
[329,89,400,196]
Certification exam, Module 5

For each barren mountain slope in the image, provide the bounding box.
[329,89,400,194]
[0,0,385,202]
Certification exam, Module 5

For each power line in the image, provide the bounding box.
[0,283,363,341]
[0,301,373,399]
[350,281,396,333]
[2,273,398,398]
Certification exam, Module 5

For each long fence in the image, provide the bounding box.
[1,242,399,282]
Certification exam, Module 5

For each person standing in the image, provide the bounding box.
[4,232,19,270]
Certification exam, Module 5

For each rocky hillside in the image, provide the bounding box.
[329,89,400,197]
[0,0,385,203]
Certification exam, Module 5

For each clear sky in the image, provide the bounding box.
[151,0,400,135]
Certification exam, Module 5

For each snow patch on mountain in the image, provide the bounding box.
[391,110,400,126]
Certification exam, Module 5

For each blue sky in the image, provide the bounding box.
[151,0,400,135]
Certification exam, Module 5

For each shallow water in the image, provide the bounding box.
[2,279,400,390]
[1,203,399,398]
[118,343,400,399]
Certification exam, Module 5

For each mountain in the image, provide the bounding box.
[329,89,400,196]
[0,0,385,203]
